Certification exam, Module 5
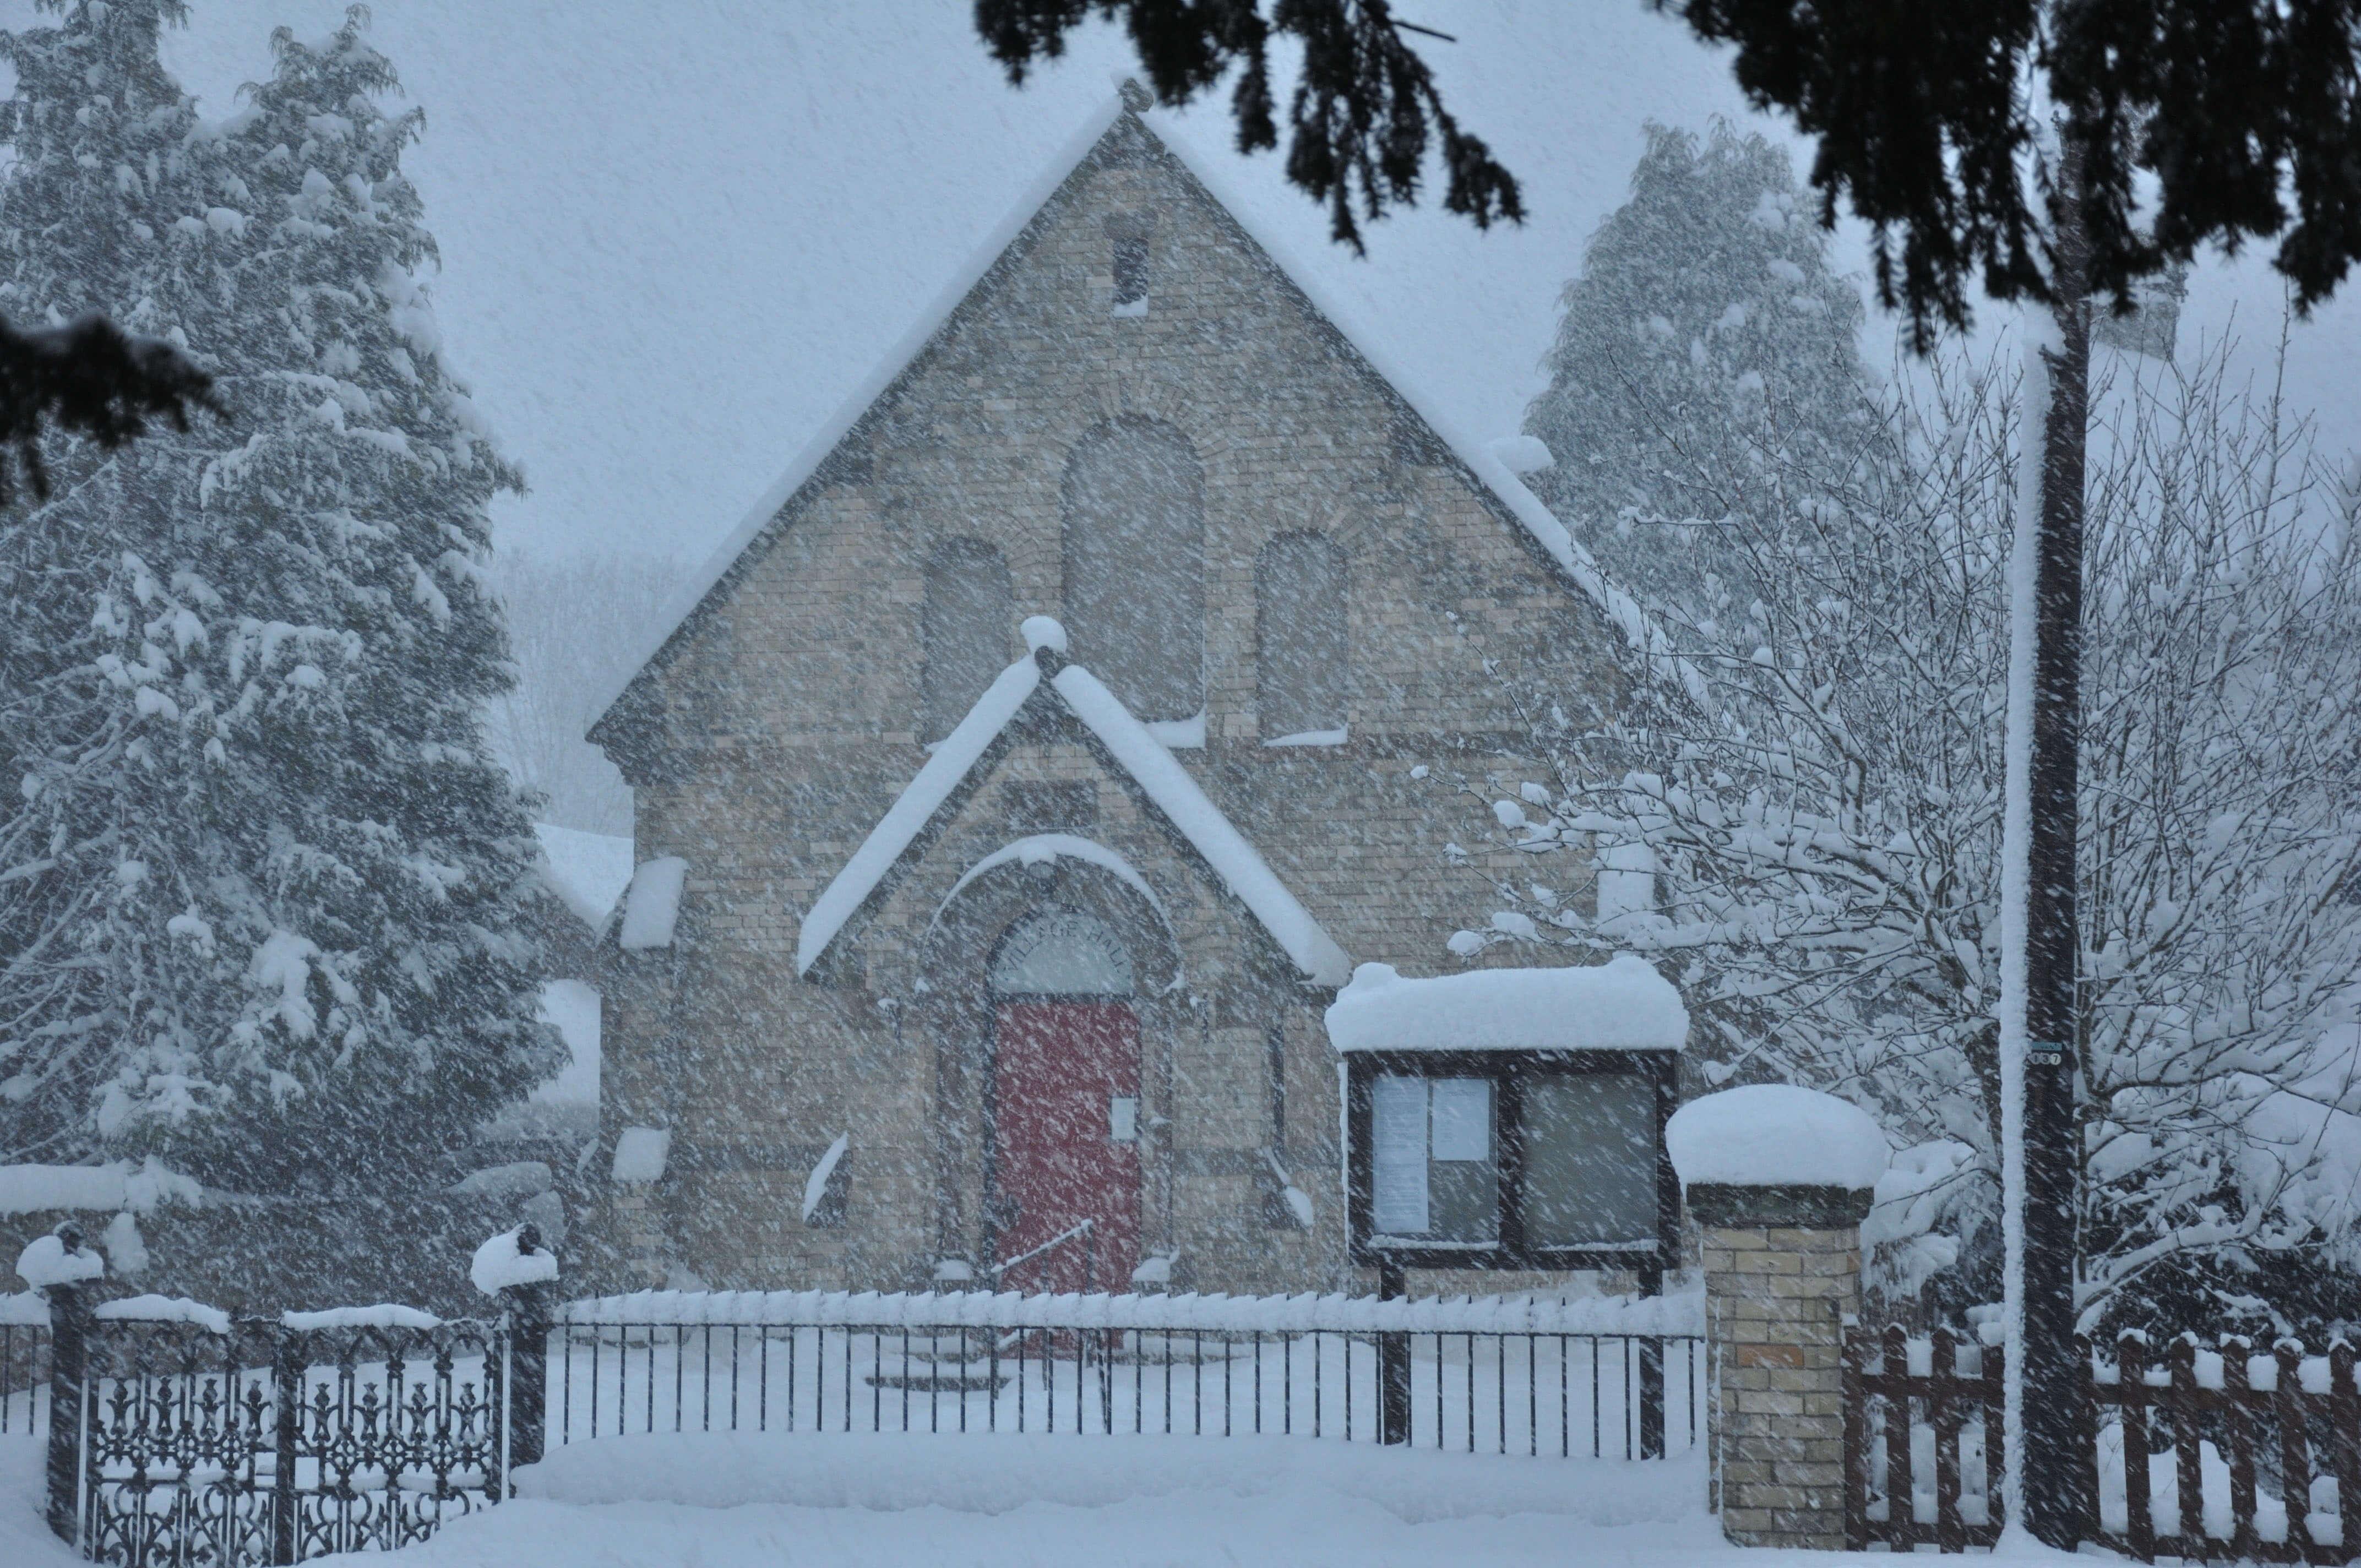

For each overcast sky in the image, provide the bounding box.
[15,1,2358,565]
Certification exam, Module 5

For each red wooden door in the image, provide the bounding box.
[993,999,1141,1294]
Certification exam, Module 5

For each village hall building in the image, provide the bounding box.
[582,86,1685,1300]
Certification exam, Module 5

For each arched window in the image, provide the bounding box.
[1256,531,1348,740]
[922,537,1014,741]
[1060,417,1204,720]
[989,907,1135,997]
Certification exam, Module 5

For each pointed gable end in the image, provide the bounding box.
[590,91,1698,759]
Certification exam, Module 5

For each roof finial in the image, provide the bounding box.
[1118,77,1152,115]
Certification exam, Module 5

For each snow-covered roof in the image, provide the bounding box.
[592,90,1703,735]
[1665,1085,1889,1191]
[0,1164,130,1215]
[797,656,1041,974]
[532,823,635,932]
[618,857,688,950]
[1049,660,1349,983]
[1324,955,1688,1053]
[797,626,1351,986]
[0,1157,200,1216]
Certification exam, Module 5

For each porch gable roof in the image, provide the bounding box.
[795,622,1351,987]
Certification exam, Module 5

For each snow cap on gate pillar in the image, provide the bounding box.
[1668,1084,1887,1227]
[471,1223,559,1297]
[16,1219,104,1292]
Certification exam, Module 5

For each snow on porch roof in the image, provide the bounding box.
[592,88,1704,733]
[796,620,1352,987]
[1324,955,1688,1053]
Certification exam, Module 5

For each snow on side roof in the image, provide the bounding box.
[1325,955,1688,1053]
[590,98,1129,729]
[533,823,635,930]
[0,1164,127,1215]
[796,655,1043,974]
[1666,1085,1889,1191]
[1051,660,1351,986]
[618,857,689,950]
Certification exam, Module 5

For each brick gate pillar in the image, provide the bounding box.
[1668,1086,1886,1550]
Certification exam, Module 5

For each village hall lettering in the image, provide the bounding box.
[584,89,1671,1297]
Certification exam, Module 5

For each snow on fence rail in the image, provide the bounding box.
[550,1287,1706,1462]
[558,1286,1705,1335]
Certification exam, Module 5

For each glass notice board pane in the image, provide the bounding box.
[1371,1075,1429,1233]
[1523,1074,1656,1247]
[1429,1079,1490,1161]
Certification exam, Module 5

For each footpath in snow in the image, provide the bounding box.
[302,1430,2074,1568]
[3,1428,2093,1568]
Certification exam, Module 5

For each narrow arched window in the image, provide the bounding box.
[922,537,1014,742]
[1256,531,1347,741]
[1060,417,1204,720]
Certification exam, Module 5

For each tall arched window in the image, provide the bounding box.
[923,537,1014,742]
[1256,531,1347,739]
[1060,417,1204,720]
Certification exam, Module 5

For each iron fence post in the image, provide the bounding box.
[39,1257,90,1547]
[499,1226,553,1476]
[271,1322,300,1565]
[1638,1336,1665,1460]
[1377,1259,1410,1445]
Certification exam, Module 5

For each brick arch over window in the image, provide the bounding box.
[1060,416,1204,720]
[923,536,1015,742]
[1256,530,1348,739]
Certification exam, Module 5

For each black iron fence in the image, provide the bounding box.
[22,1270,1696,1565]
[26,1257,552,1568]
[1,1302,51,1437]
[553,1288,1707,1461]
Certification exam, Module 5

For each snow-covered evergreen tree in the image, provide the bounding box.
[0,3,558,1187]
[1465,337,2361,1334]
[1522,122,1875,624]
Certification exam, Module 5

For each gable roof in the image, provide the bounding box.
[590,90,1703,738]
[797,618,1352,987]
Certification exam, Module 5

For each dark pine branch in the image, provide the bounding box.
[0,312,221,503]
[1663,0,2361,346]
[973,0,1522,253]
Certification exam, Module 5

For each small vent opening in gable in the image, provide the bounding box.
[1112,235,1149,315]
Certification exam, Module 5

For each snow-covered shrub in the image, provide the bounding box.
[0,3,559,1185]
[1473,333,2361,1335]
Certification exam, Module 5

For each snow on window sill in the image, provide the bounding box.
[1110,297,1149,318]
[1264,727,1348,748]
[1144,711,1204,748]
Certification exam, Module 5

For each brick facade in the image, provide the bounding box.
[1699,1217,1863,1548]
[583,102,1633,1298]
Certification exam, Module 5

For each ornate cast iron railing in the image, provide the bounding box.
[32,1281,525,1568]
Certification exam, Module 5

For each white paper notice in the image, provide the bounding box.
[1372,1075,1430,1233]
[1430,1078,1491,1162]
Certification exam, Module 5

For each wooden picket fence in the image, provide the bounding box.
[1843,1324,2004,1551]
[2089,1332,2360,1565]
[1843,1325,2361,1561]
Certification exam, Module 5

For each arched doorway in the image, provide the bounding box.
[988,907,1140,1294]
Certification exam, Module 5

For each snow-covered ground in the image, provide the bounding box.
[1,1424,2099,1568]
